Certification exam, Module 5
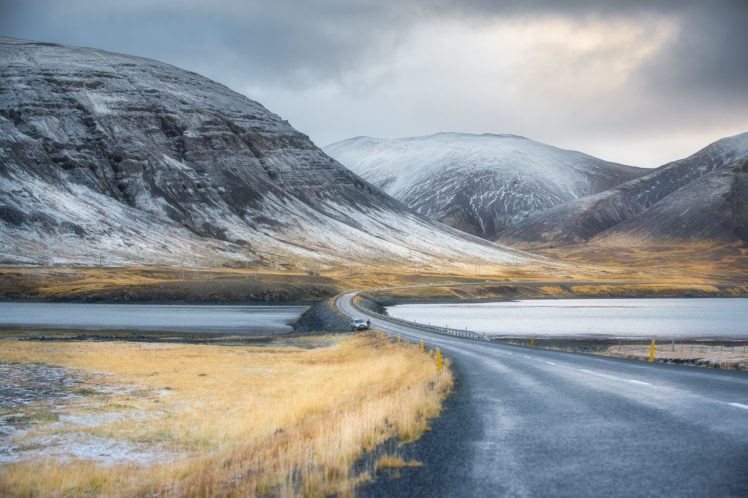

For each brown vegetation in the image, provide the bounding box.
[601,342,748,371]
[535,241,748,285]
[374,456,423,471]
[0,266,340,302]
[1,240,745,303]
[0,332,452,497]
[363,281,746,305]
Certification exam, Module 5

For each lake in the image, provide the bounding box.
[387,298,748,339]
[0,302,309,335]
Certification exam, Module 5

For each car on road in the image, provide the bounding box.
[350,318,369,331]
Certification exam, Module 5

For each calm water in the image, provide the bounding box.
[0,302,309,335]
[388,298,748,339]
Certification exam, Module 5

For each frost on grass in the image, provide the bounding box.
[0,361,178,466]
[0,335,453,497]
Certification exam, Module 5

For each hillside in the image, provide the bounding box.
[498,132,748,247]
[0,38,530,270]
[324,133,645,239]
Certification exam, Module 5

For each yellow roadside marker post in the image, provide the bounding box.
[648,340,656,363]
[436,347,443,373]
[420,339,425,353]
[530,336,536,348]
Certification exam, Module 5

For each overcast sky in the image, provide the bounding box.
[2,0,747,166]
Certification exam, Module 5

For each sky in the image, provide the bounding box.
[1,0,747,167]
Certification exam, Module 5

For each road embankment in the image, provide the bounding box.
[293,297,352,333]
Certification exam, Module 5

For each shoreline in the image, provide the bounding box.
[349,290,748,373]
[0,298,316,305]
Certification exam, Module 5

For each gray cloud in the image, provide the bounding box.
[1,0,747,165]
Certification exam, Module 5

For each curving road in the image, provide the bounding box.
[336,292,748,497]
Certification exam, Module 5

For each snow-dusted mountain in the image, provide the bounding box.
[0,38,531,269]
[324,133,646,239]
[498,132,748,247]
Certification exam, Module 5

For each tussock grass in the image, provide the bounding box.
[0,333,452,497]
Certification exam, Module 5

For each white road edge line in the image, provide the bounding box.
[578,368,653,387]
[627,380,652,386]
[728,402,748,410]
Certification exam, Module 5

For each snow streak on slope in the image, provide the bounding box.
[498,132,748,247]
[0,38,531,268]
[325,133,645,239]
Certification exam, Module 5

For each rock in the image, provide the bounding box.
[0,37,529,269]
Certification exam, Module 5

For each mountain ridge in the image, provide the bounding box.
[0,37,531,269]
[324,132,647,239]
[498,131,748,247]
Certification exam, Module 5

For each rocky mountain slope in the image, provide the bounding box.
[498,132,748,247]
[324,133,646,239]
[0,37,530,269]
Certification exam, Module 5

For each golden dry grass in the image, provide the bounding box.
[601,342,748,371]
[363,280,744,304]
[374,456,423,471]
[0,266,341,301]
[2,239,746,303]
[536,241,748,285]
[0,333,452,497]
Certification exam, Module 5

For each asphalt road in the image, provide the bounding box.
[336,292,748,497]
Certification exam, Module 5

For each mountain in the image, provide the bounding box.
[324,133,646,239]
[497,132,748,247]
[0,38,530,269]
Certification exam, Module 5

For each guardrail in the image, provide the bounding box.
[344,293,491,342]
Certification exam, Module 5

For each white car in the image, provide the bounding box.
[350,318,369,331]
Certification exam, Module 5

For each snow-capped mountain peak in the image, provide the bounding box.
[325,133,646,239]
[0,38,532,269]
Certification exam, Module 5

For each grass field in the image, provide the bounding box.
[4,240,747,304]
[0,266,342,302]
[601,342,748,371]
[2,245,746,304]
[535,241,748,285]
[0,332,452,497]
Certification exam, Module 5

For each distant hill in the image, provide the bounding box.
[498,132,748,247]
[325,133,646,239]
[0,38,530,269]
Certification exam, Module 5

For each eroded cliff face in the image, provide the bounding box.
[0,37,528,268]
